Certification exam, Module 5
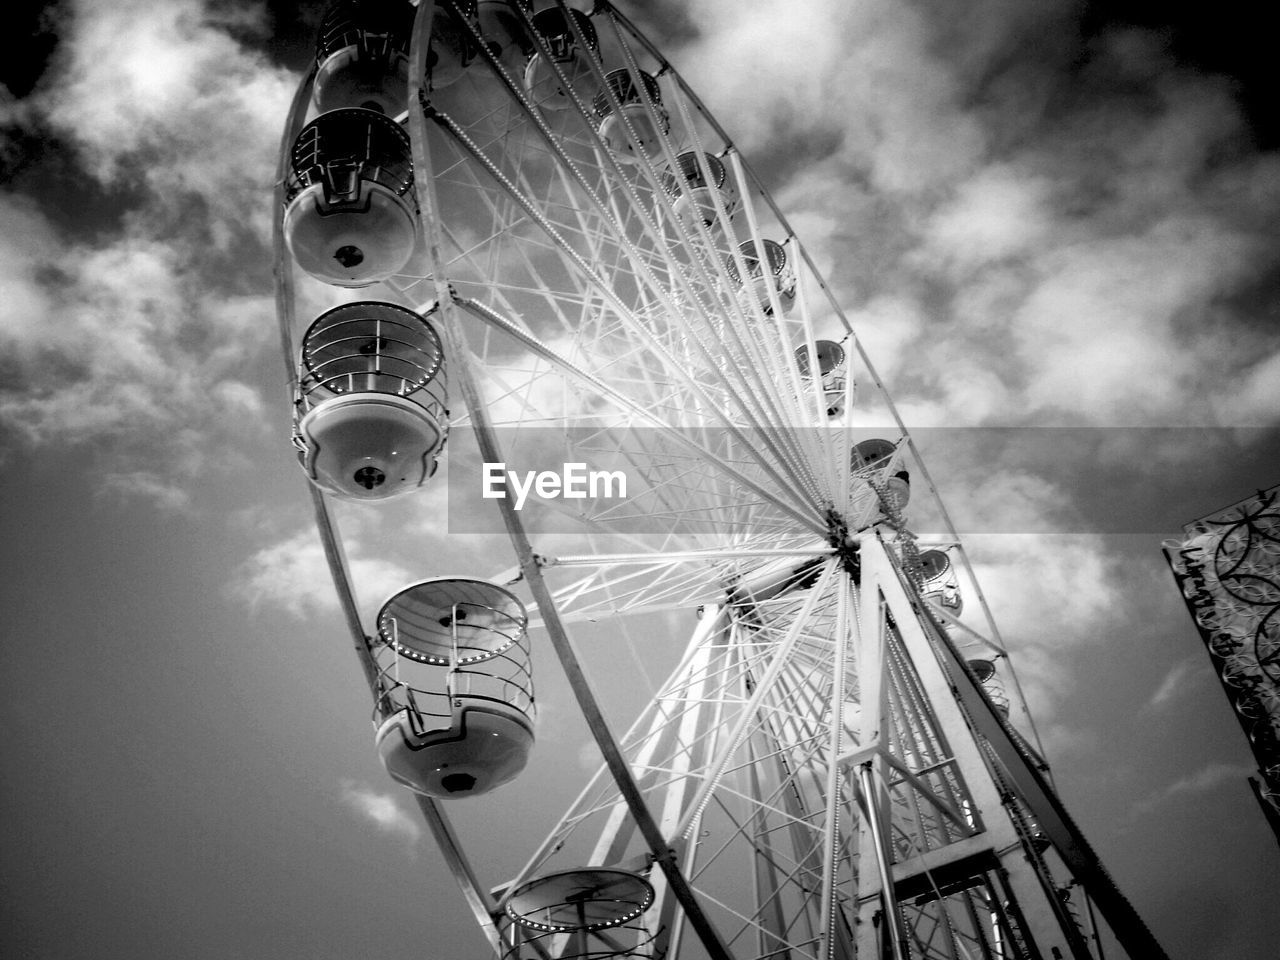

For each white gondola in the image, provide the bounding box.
[506,868,656,960]
[660,151,738,229]
[374,579,534,798]
[966,658,1010,717]
[424,0,480,91]
[794,339,849,417]
[312,0,414,115]
[293,301,448,500]
[282,108,417,286]
[593,68,670,160]
[477,0,531,70]
[725,238,796,316]
[918,548,963,617]
[524,7,600,111]
[847,437,909,529]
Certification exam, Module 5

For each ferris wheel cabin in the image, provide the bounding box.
[593,68,670,160]
[477,0,533,66]
[524,7,600,111]
[505,868,657,960]
[293,301,449,501]
[795,339,849,417]
[848,437,910,528]
[918,547,964,617]
[283,107,417,286]
[374,579,534,798]
[660,150,738,230]
[725,238,797,317]
[312,0,414,115]
[423,0,481,91]
[966,658,1011,717]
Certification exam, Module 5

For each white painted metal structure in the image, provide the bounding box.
[272,2,1170,959]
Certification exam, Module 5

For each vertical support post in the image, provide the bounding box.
[818,570,852,960]
[746,724,792,960]
[856,762,909,960]
[853,551,906,960]
[860,535,1094,960]
[603,607,732,960]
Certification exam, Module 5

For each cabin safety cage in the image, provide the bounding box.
[504,868,658,960]
[794,339,849,418]
[724,237,797,317]
[292,300,449,501]
[372,577,534,799]
[524,7,600,112]
[660,150,739,230]
[313,0,416,115]
[282,107,419,286]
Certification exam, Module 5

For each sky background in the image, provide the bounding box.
[3,1,1280,958]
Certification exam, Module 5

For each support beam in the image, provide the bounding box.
[861,535,1098,960]
[413,795,503,954]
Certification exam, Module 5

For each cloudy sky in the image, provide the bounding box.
[3,1,1279,958]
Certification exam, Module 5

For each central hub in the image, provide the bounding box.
[825,507,861,580]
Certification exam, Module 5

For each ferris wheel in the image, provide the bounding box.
[271,3,1171,959]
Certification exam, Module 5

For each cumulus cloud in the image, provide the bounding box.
[0,218,277,504]
[1146,656,1204,710]
[577,738,601,773]
[961,533,1122,717]
[1131,762,1255,817]
[0,0,295,503]
[339,779,422,846]
[96,469,193,513]
[1213,350,1280,426]
[40,0,293,235]
[231,526,416,621]
[671,0,1280,433]
[0,223,270,437]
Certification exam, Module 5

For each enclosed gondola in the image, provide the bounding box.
[374,578,534,798]
[918,547,963,617]
[293,301,448,500]
[593,68,669,160]
[312,0,415,115]
[966,658,1011,717]
[524,6,600,111]
[476,0,532,69]
[505,868,657,960]
[724,238,796,316]
[794,339,849,417]
[850,436,910,523]
[282,108,417,286]
[660,150,738,230]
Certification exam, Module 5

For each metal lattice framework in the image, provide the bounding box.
[271,3,1170,959]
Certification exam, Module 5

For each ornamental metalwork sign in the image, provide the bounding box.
[1164,483,1280,841]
